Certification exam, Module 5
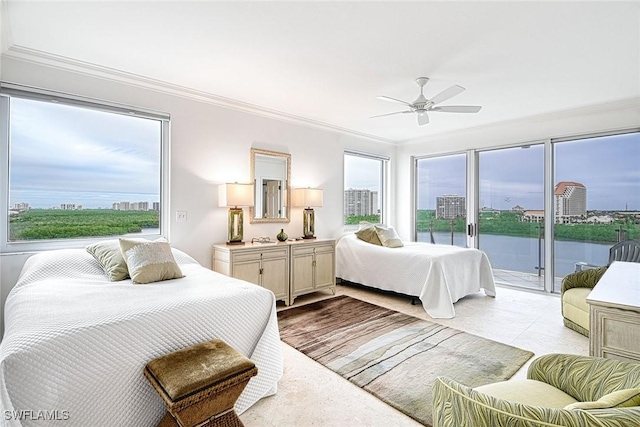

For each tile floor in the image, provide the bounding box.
[240,283,589,426]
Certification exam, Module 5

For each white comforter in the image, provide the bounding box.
[336,234,496,318]
[0,248,283,427]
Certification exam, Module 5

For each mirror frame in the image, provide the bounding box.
[249,148,291,223]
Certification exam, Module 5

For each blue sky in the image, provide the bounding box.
[9,98,161,209]
[351,132,638,211]
[10,98,639,212]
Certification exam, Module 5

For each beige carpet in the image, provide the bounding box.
[277,295,534,426]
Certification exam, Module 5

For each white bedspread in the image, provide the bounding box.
[336,234,496,318]
[0,248,283,427]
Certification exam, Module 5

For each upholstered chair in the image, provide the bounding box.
[433,353,640,427]
[561,239,640,336]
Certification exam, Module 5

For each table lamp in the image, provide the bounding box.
[292,188,323,239]
[218,183,254,244]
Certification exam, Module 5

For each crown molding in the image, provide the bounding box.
[0,0,13,54]
[2,45,398,145]
[399,97,640,146]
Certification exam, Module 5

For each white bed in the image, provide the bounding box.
[336,233,496,318]
[0,248,283,427]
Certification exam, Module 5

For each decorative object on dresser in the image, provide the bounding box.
[276,229,288,242]
[212,238,335,305]
[292,187,323,239]
[587,261,640,363]
[218,182,254,245]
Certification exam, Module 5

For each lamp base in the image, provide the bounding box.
[301,236,316,239]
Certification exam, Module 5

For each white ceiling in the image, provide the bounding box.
[2,1,639,143]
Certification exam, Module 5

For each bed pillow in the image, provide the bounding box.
[119,238,184,284]
[355,222,382,246]
[375,225,404,248]
[86,240,130,281]
[564,388,640,410]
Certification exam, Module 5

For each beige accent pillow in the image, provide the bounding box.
[375,225,404,248]
[355,222,382,246]
[119,238,184,284]
[564,388,640,410]
[86,240,130,281]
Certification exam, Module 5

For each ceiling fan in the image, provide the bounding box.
[372,77,482,126]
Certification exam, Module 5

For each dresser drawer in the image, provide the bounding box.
[233,247,288,262]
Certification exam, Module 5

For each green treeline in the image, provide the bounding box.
[415,210,638,244]
[345,214,381,225]
[10,209,159,241]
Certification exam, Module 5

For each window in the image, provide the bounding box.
[0,84,169,251]
[344,151,387,227]
[412,129,638,293]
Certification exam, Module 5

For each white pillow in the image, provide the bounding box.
[119,238,184,284]
[375,225,404,248]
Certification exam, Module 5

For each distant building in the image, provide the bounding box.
[60,204,76,210]
[555,181,586,223]
[14,202,29,211]
[522,210,544,223]
[113,201,155,211]
[436,195,466,219]
[344,189,378,216]
[512,205,525,212]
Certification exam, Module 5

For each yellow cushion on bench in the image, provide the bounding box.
[145,339,255,401]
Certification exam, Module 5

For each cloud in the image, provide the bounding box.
[9,97,161,207]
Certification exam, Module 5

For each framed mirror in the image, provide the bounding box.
[250,148,291,223]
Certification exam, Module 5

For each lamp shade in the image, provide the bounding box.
[292,188,323,208]
[218,183,254,207]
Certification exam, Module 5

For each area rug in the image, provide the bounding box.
[277,295,534,426]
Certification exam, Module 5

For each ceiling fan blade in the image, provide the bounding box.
[431,105,482,113]
[417,112,430,126]
[376,96,413,107]
[370,110,411,118]
[429,85,465,105]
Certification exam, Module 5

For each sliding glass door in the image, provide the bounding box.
[415,154,467,247]
[414,129,639,293]
[477,145,545,290]
[552,132,640,292]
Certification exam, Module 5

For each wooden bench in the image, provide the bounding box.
[144,339,258,427]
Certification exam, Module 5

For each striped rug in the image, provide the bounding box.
[277,295,534,426]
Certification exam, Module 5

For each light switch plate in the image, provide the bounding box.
[176,211,187,222]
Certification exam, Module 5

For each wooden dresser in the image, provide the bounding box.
[587,261,640,363]
[212,238,335,306]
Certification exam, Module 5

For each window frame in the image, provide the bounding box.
[0,83,171,253]
[343,149,388,228]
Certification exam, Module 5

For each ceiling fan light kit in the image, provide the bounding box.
[372,77,482,126]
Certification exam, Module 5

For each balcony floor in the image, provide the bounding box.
[493,268,563,292]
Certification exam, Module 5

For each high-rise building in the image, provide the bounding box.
[344,189,379,216]
[152,202,160,212]
[436,195,466,219]
[14,202,29,211]
[554,181,586,223]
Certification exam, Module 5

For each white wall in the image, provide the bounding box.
[0,56,396,335]
[394,98,640,240]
